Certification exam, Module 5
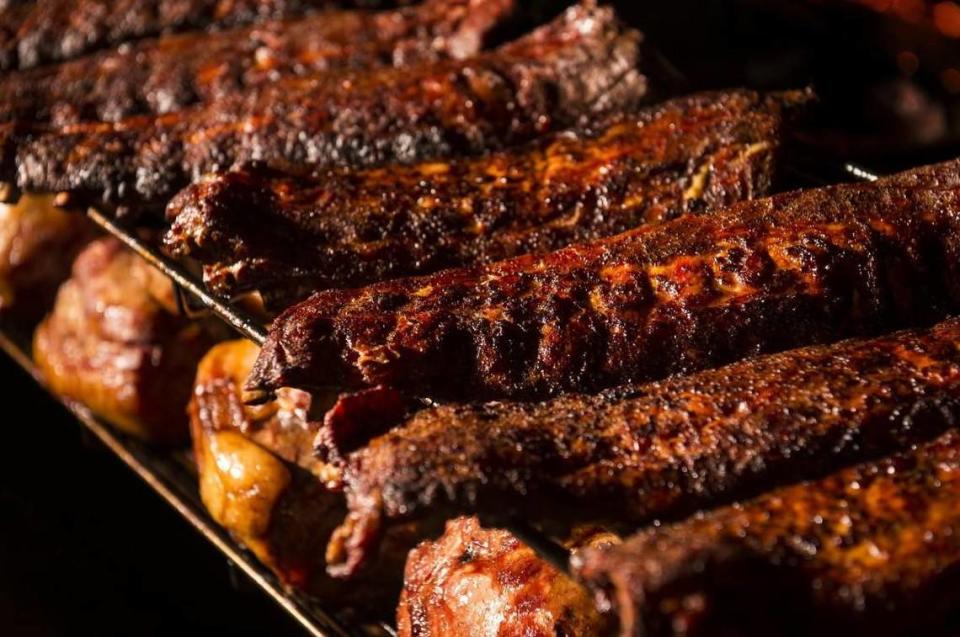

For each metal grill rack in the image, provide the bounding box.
[0,3,891,631]
[0,149,882,637]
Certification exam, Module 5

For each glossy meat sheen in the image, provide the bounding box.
[326,318,960,576]
[0,0,515,124]
[0,194,94,321]
[34,237,217,443]
[398,517,616,637]
[0,0,374,71]
[165,89,797,309]
[248,159,960,403]
[189,339,413,611]
[8,2,645,215]
[574,430,960,637]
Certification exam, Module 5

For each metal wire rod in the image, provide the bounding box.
[85,208,268,345]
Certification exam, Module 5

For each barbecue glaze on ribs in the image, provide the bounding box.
[0,0,377,71]
[0,0,516,124]
[327,317,960,576]
[5,2,644,216]
[247,159,960,405]
[574,430,960,636]
[165,89,798,310]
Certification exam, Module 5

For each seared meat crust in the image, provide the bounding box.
[248,159,960,402]
[0,0,515,124]
[0,0,385,71]
[6,3,645,216]
[328,318,960,575]
[398,517,616,637]
[165,89,799,309]
[574,430,960,636]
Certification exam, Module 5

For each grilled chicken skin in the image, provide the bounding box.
[0,0,516,124]
[165,89,801,310]
[33,237,216,443]
[0,194,93,321]
[574,430,960,637]
[327,317,960,576]
[190,339,417,612]
[248,158,960,405]
[5,2,645,216]
[398,517,616,637]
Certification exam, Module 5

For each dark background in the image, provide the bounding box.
[0,356,304,637]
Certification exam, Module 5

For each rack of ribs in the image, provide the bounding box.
[324,317,960,576]
[0,0,388,71]
[0,0,517,125]
[164,89,803,310]
[247,158,960,406]
[573,429,960,636]
[2,2,645,217]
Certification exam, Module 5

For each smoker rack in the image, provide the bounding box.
[0,154,882,636]
[0,2,898,631]
[78,157,881,582]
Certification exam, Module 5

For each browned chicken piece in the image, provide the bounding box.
[0,0,389,71]
[0,194,94,321]
[0,0,517,125]
[574,429,960,637]
[398,517,617,637]
[325,317,960,577]
[4,2,645,216]
[248,158,960,407]
[165,89,801,310]
[190,339,418,613]
[33,237,217,443]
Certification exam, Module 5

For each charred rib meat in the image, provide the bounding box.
[574,430,960,637]
[7,2,645,216]
[326,317,960,576]
[0,0,377,71]
[165,89,799,309]
[0,0,515,124]
[247,159,960,404]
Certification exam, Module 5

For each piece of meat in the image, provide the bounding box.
[189,338,420,614]
[33,236,218,443]
[165,89,802,310]
[397,517,616,637]
[0,0,392,71]
[326,317,960,576]
[573,429,960,637]
[7,2,645,217]
[247,158,960,406]
[0,194,95,322]
[0,0,517,125]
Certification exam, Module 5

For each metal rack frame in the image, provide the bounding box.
[0,23,883,623]
[80,160,883,585]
